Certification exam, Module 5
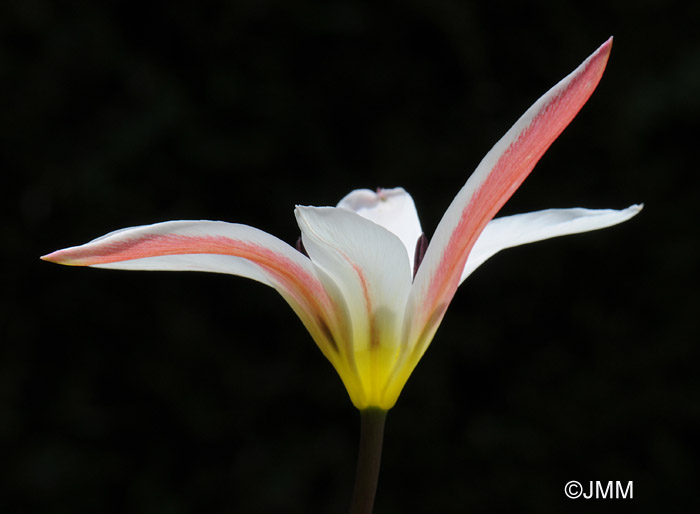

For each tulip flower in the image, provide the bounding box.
[42,38,639,513]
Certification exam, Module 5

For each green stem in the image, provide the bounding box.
[348,407,388,514]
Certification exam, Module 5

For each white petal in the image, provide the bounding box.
[336,188,423,271]
[460,204,643,282]
[295,205,412,352]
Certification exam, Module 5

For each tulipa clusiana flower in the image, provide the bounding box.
[43,38,639,513]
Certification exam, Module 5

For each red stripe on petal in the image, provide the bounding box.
[426,40,612,309]
[43,232,333,319]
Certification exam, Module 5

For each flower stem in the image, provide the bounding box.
[348,407,387,514]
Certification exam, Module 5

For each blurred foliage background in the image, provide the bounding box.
[3,0,698,512]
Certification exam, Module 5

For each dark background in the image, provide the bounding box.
[3,0,698,512]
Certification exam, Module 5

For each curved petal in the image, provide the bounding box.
[336,187,423,270]
[41,220,347,364]
[295,205,412,408]
[407,39,614,357]
[461,204,643,282]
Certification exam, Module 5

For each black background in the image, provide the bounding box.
[3,0,698,512]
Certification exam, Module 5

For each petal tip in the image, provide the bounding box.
[41,246,87,266]
[589,38,613,74]
[293,204,315,218]
[40,250,58,262]
[629,203,644,214]
[40,249,70,265]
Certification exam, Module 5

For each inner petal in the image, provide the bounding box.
[295,205,413,407]
[336,187,423,271]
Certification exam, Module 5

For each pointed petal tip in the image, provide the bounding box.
[40,250,59,263]
[587,38,613,76]
[40,249,75,265]
[575,38,613,87]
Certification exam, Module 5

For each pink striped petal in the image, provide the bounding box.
[42,220,347,361]
[406,39,613,361]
